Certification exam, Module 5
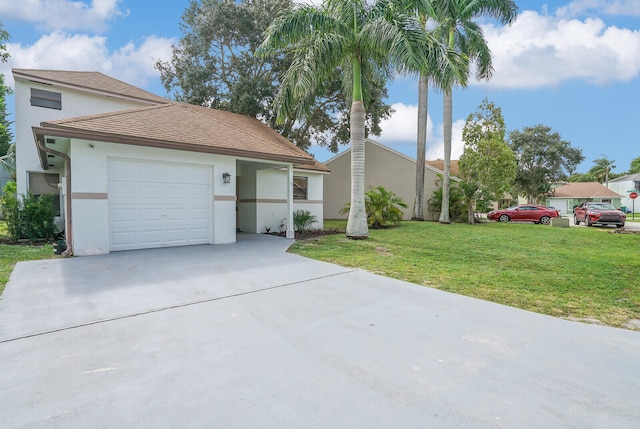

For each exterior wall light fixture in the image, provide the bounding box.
[222,172,231,184]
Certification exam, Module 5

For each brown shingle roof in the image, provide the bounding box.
[295,158,330,173]
[426,159,460,177]
[34,102,316,165]
[13,68,169,105]
[551,182,622,198]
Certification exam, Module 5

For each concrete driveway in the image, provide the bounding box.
[1,234,638,428]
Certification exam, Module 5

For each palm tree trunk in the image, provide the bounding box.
[412,72,428,220]
[346,100,369,238]
[439,90,452,224]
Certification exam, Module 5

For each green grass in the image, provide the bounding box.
[0,222,56,295]
[292,220,640,329]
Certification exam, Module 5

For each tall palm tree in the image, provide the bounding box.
[589,155,616,187]
[434,0,517,224]
[410,2,466,221]
[258,0,455,238]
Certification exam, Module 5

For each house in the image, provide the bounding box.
[323,139,455,220]
[608,173,640,213]
[14,68,328,255]
[545,182,623,214]
[426,159,460,178]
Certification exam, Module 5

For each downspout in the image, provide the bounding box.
[35,136,73,256]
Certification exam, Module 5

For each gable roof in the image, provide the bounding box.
[324,138,453,177]
[33,102,317,165]
[550,182,622,198]
[426,159,460,178]
[609,173,640,183]
[13,68,169,105]
[294,158,330,173]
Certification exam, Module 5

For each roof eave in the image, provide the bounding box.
[13,70,168,106]
[32,126,315,166]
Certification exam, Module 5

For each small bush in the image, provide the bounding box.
[340,186,407,229]
[428,178,465,223]
[293,209,317,233]
[1,181,57,242]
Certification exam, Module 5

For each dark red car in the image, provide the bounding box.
[487,204,560,225]
[574,202,625,228]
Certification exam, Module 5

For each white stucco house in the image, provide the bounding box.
[608,173,640,213]
[14,69,327,256]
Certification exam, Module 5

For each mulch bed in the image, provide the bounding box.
[270,229,344,240]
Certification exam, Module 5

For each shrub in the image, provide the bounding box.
[340,186,407,229]
[1,181,21,240]
[293,209,317,233]
[1,181,57,242]
[428,177,465,222]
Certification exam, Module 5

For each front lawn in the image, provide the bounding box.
[291,220,640,329]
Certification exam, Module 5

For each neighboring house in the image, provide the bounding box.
[608,173,640,213]
[323,139,455,220]
[545,182,623,214]
[14,68,327,255]
[426,159,460,178]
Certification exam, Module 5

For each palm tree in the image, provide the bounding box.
[589,155,616,187]
[411,4,463,221]
[258,0,455,238]
[433,0,517,224]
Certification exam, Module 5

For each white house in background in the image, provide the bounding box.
[608,173,640,213]
[545,182,623,215]
[14,69,327,256]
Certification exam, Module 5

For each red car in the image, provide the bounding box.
[487,204,560,225]
[574,202,625,228]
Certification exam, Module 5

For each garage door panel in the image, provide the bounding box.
[108,158,212,251]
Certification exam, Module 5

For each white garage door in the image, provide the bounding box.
[108,158,211,251]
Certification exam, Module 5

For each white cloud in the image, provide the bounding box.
[425,120,466,161]
[377,102,465,161]
[481,10,640,88]
[1,32,174,88]
[557,0,640,17]
[308,102,465,162]
[0,0,128,32]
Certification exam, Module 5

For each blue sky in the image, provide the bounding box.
[1,0,639,173]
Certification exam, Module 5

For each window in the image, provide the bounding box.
[28,172,61,216]
[293,176,308,200]
[634,181,640,190]
[30,88,62,110]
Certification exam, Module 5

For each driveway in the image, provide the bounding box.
[1,234,638,428]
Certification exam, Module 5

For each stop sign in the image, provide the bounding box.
[631,192,638,199]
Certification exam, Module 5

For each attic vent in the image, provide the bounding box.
[46,138,56,144]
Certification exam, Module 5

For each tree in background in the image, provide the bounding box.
[509,125,584,203]
[155,0,392,153]
[432,0,518,225]
[588,155,616,187]
[568,172,592,182]
[628,156,640,175]
[0,21,12,157]
[257,0,449,239]
[458,99,515,224]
